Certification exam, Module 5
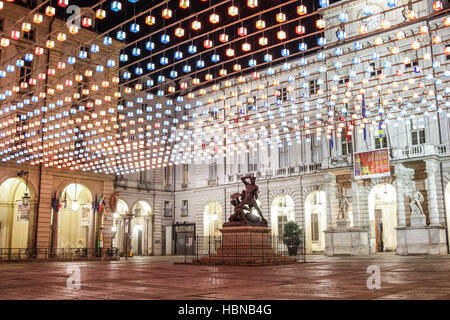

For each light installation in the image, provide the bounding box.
[0,0,446,177]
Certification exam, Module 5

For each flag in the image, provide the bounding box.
[345,103,351,143]
[362,94,367,141]
[378,98,384,145]
[92,193,98,213]
[51,191,59,213]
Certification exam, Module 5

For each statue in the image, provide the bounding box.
[226,175,267,226]
[337,193,350,219]
[409,190,425,216]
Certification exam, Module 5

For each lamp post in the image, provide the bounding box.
[124,211,134,260]
[17,170,30,207]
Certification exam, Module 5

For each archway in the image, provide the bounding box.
[304,191,327,253]
[270,195,295,239]
[203,202,222,254]
[368,183,397,253]
[130,200,152,256]
[112,199,129,255]
[57,183,93,249]
[0,177,35,249]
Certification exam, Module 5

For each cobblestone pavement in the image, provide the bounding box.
[1,254,450,300]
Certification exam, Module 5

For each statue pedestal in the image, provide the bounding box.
[396,225,447,255]
[195,225,298,265]
[410,214,426,227]
[324,228,370,256]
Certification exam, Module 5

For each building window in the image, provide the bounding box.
[341,137,353,156]
[182,164,189,185]
[209,160,217,180]
[375,136,388,149]
[405,60,419,68]
[338,77,349,85]
[0,18,4,32]
[411,129,425,145]
[80,46,91,59]
[370,62,382,77]
[278,215,288,238]
[19,59,32,85]
[280,87,288,102]
[181,200,188,217]
[138,171,146,184]
[311,134,322,163]
[164,201,172,217]
[279,139,289,168]
[309,79,320,94]
[164,166,171,186]
[23,28,35,41]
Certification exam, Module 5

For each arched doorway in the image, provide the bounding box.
[112,199,129,255]
[0,177,35,249]
[203,202,222,254]
[270,195,295,239]
[304,191,327,253]
[130,200,153,256]
[58,183,93,249]
[368,183,397,253]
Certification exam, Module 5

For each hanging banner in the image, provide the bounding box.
[80,204,91,226]
[353,149,390,180]
[17,201,30,222]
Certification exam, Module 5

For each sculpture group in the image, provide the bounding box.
[227,175,268,226]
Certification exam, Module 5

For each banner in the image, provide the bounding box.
[17,201,30,222]
[353,148,390,180]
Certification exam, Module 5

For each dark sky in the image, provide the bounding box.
[54,1,343,95]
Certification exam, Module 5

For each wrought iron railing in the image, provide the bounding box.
[179,233,306,265]
[0,247,119,261]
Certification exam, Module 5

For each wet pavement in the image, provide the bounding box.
[1,254,450,300]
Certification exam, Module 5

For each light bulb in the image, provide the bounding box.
[71,200,80,211]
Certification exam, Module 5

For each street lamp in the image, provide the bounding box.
[124,211,134,260]
[17,170,30,207]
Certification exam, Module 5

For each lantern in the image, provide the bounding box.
[192,20,201,30]
[162,8,172,19]
[219,33,229,42]
[233,64,241,71]
[111,1,122,12]
[96,9,106,19]
[11,30,20,40]
[33,13,43,24]
[296,25,305,35]
[203,39,213,48]
[316,19,325,29]
[226,48,234,57]
[276,13,286,23]
[277,30,287,40]
[45,6,56,16]
[57,33,66,41]
[247,0,258,8]
[209,13,219,24]
[146,15,156,25]
[175,27,184,37]
[297,5,307,15]
[433,1,443,11]
[238,27,247,36]
[242,43,251,51]
[58,0,69,7]
[228,5,238,16]
[256,19,265,29]
[82,17,92,28]
[258,36,268,46]
[179,0,189,9]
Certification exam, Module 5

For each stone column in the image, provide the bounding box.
[425,159,441,226]
[351,181,362,229]
[394,164,415,227]
[323,173,338,230]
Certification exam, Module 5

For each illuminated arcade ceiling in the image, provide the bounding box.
[0,0,448,175]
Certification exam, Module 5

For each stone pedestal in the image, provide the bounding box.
[324,228,370,256]
[410,214,427,227]
[396,225,447,255]
[196,225,297,265]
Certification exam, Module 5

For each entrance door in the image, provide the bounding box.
[137,229,143,256]
[375,209,384,252]
[161,226,166,256]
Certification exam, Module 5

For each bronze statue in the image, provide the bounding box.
[226,175,267,226]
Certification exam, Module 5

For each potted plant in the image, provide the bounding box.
[282,221,303,256]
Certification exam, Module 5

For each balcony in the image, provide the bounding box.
[137,182,152,191]
[207,178,218,186]
[391,144,448,160]
[114,177,128,189]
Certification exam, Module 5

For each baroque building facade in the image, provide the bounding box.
[116,0,450,256]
